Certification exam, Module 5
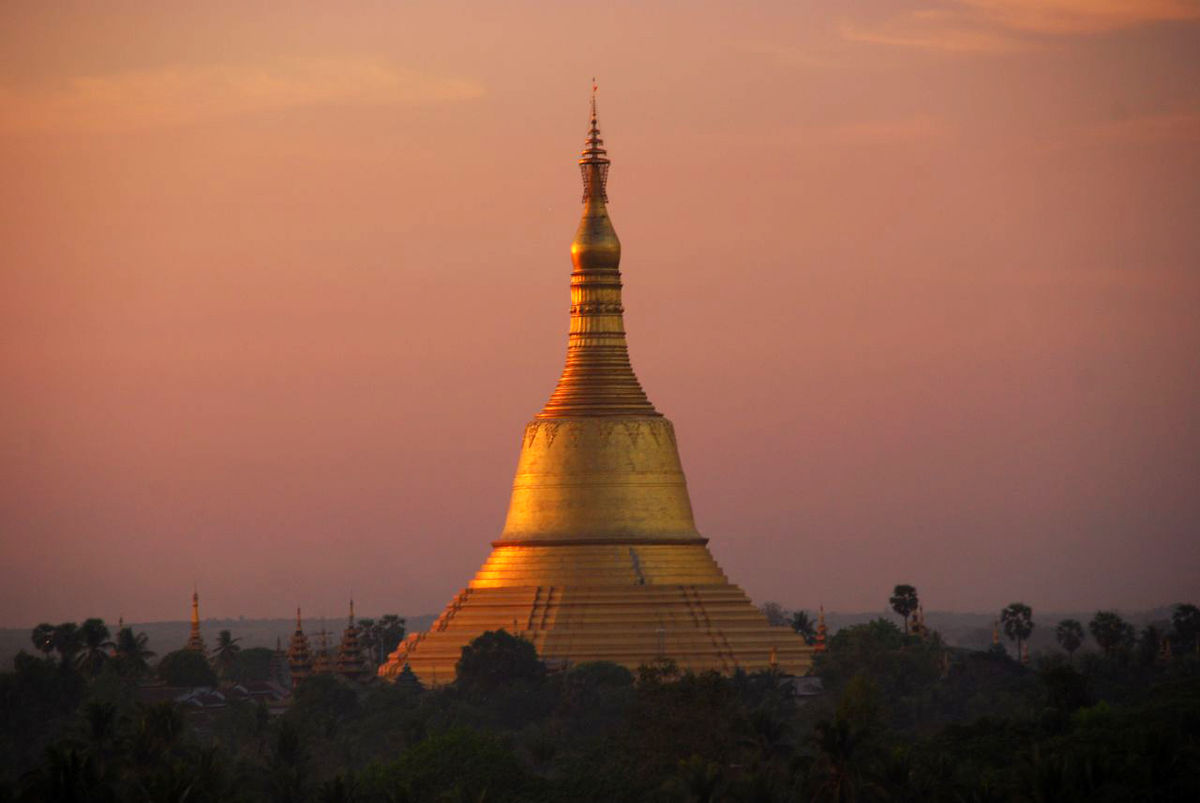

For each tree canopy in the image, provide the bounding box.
[157,649,218,688]
[455,630,546,694]
[1000,602,1034,656]
[889,585,919,634]
[1055,618,1085,657]
[1089,611,1135,656]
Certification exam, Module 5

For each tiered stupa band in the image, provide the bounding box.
[380,91,812,684]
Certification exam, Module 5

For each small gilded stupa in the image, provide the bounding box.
[380,90,813,684]
[185,588,206,653]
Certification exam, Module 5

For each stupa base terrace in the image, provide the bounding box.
[379,542,813,685]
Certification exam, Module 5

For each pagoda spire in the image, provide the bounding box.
[539,84,657,418]
[287,607,313,688]
[336,599,368,680]
[185,585,206,653]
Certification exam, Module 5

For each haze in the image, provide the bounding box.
[2,1,1198,627]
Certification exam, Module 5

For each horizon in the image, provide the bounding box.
[3,2,1199,627]
[3,603,1188,634]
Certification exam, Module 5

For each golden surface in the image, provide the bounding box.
[379,98,812,684]
[540,105,655,419]
[379,580,813,685]
[500,417,700,544]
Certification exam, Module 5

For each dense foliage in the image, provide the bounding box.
[1,609,1198,802]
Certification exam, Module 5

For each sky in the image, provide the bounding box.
[2,1,1198,628]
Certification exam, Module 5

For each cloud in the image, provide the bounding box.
[961,0,1200,35]
[839,13,1021,54]
[840,0,1200,54]
[0,59,484,134]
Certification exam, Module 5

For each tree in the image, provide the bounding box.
[360,614,406,665]
[158,648,218,687]
[456,630,545,693]
[1055,619,1084,660]
[663,754,724,803]
[76,618,113,677]
[1001,603,1034,658]
[30,623,55,659]
[760,601,790,627]
[1089,611,1135,657]
[113,626,155,677]
[1170,603,1200,654]
[51,622,83,668]
[357,617,378,666]
[1136,625,1163,666]
[377,727,535,802]
[290,673,360,736]
[229,647,276,683]
[791,610,817,645]
[212,629,242,679]
[890,585,919,634]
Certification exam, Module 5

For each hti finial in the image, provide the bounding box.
[579,81,610,202]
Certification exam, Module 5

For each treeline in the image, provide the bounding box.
[766,587,1200,663]
[3,603,1199,801]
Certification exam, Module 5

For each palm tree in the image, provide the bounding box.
[1055,619,1084,661]
[1000,603,1034,659]
[51,622,83,668]
[212,629,242,679]
[76,618,113,677]
[890,585,919,635]
[1089,611,1134,657]
[31,622,56,659]
[790,610,817,645]
[113,626,155,677]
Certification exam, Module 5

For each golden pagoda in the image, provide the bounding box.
[335,600,369,680]
[379,90,813,684]
[286,607,313,688]
[185,587,206,653]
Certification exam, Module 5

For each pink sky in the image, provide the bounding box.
[2,1,1198,627]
